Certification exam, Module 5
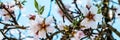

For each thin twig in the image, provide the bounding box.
[0,26,27,31]
[108,25,120,37]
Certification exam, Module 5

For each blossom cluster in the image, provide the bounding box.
[0,0,120,40]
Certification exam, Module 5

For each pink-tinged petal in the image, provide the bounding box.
[8,7,14,12]
[86,0,92,10]
[57,22,65,30]
[71,31,85,40]
[0,9,5,16]
[88,21,97,29]
[80,7,89,16]
[81,18,90,28]
[4,16,10,21]
[29,15,55,39]
[35,15,44,23]
[34,35,39,40]
[29,21,40,34]
[46,26,55,33]
[45,16,54,25]
[38,29,46,38]
[85,19,97,29]
[0,9,8,16]
[75,31,85,38]
[90,5,98,14]
[81,18,98,29]
[94,14,103,22]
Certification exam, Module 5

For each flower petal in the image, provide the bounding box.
[45,16,54,24]
[57,22,65,30]
[38,29,46,38]
[88,21,97,29]
[35,15,44,23]
[29,21,40,34]
[94,14,103,22]
[80,7,89,16]
[46,26,55,33]
[75,31,85,38]
[81,18,89,27]
[4,16,10,21]
[90,5,98,14]
[81,18,98,29]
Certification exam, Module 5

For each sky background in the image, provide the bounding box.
[0,0,120,40]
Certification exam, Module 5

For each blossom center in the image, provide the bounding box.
[41,22,47,28]
[38,20,49,30]
[36,20,49,35]
[86,11,95,21]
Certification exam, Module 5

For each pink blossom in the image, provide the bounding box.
[71,31,85,40]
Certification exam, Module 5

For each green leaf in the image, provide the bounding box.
[96,2,102,14]
[38,6,44,15]
[34,0,39,10]
[34,0,44,15]
[72,19,78,27]
[97,8,101,14]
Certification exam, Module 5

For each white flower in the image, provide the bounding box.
[29,15,55,39]
[80,2,102,29]
[71,31,85,40]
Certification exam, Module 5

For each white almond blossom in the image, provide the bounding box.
[29,15,55,39]
[80,1,102,29]
[71,31,85,40]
